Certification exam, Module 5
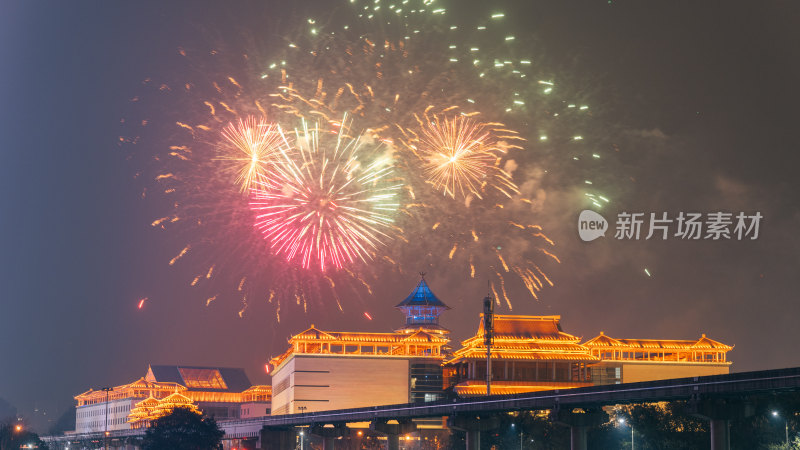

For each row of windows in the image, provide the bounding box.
[78,417,127,429]
[77,404,130,418]
[410,362,444,403]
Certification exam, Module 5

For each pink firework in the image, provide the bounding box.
[249,118,401,272]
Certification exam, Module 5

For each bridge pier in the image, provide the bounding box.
[552,408,609,450]
[311,424,349,450]
[709,419,730,450]
[372,419,417,450]
[448,415,500,450]
[259,426,296,450]
[690,398,754,450]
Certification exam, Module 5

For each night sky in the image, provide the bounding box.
[1,1,799,432]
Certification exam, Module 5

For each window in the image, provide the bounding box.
[273,377,290,395]
[424,393,439,402]
[178,368,228,389]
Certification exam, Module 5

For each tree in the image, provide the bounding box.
[0,422,49,450]
[142,407,223,450]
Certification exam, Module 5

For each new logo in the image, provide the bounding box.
[578,210,608,242]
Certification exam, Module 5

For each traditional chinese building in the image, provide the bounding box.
[444,315,598,396]
[74,365,271,433]
[128,391,201,429]
[584,332,733,384]
[268,276,450,415]
[444,315,734,396]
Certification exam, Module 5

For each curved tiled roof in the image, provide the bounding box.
[395,278,449,309]
[583,332,626,347]
[446,314,596,364]
[475,315,580,342]
[583,333,733,351]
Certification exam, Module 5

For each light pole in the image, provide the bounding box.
[772,411,789,447]
[618,418,634,450]
[483,289,494,396]
[101,387,112,450]
[299,430,304,450]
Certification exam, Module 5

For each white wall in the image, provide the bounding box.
[271,354,410,414]
[75,398,138,433]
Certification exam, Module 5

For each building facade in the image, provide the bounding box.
[269,276,450,415]
[444,315,598,396]
[74,365,271,433]
[445,315,733,396]
[584,332,733,384]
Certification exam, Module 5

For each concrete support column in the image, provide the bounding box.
[465,429,480,450]
[386,433,400,450]
[690,398,753,450]
[371,419,417,450]
[552,408,608,450]
[709,419,730,450]
[448,415,500,450]
[259,427,296,450]
[570,425,588,450]
[311,424,348,450]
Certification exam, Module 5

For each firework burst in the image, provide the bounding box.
[403,112,523,200]
[249,116,401,272]
[119,0,621,315]
[219,116,285,192]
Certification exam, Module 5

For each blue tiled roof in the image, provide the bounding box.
[395,278,449,309]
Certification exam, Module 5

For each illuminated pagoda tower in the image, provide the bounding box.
[268,274,451,416]
[395,273,450,336]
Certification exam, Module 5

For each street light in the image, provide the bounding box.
[510,423,523,450]
[772,411,789,447]
[100,387,112,450]
[299,430,304,450]
[618,418,634,450]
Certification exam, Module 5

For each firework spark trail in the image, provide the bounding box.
[169,246,190,265]
[249,116,402,272]
[219,116,286,192]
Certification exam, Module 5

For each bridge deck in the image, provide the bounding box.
[43,367,800,442]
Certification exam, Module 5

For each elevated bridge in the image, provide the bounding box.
[43,367,800,450]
